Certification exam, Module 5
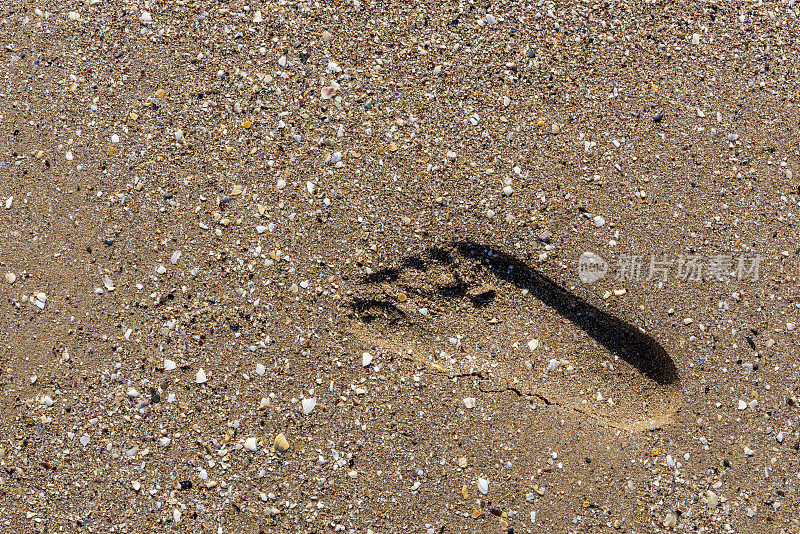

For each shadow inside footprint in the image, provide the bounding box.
[356,241,679,386]
[452,241,679,386]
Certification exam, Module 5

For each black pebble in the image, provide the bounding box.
[653,111,663,123]
[179,480,192,490]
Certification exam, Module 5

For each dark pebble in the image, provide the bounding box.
[179,480,192,490]
[653,111,663,123]
[103,238,114,246]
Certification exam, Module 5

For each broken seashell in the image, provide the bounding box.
[274,433,290,452]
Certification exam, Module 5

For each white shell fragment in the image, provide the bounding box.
[244,437,258,451]
[477,477,489,495]
[463,397,476,409]
[302,397,317,414]
[362,352,373,367]
[196,368,208,384]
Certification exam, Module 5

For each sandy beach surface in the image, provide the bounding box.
[1,1,799,532]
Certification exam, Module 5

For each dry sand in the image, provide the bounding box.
[0,1,799,532]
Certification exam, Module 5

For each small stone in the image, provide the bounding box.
[458,457,468,468]
[362,352,373,367]
[653,111,663,123]
[744,446,754,456]
[707,490,718,508]
[132,480,141,492]
[140,11,152,23]
[253,10,263,23]
[463,397,476,409]
[737,400,747,410]
[196,368,207,384]
[777,431,785,443]
[322,30,332,43]
[503,185,513,196]
[4,272,15,284]
[663,512,677,528]
[593,215,606,227]
[164,359,176,371]
[477,477,489,495]
[691,33,700,45]
[255,363,266,376]
[244,437,258,451]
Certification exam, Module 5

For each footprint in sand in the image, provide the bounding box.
[345,240,682,432]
